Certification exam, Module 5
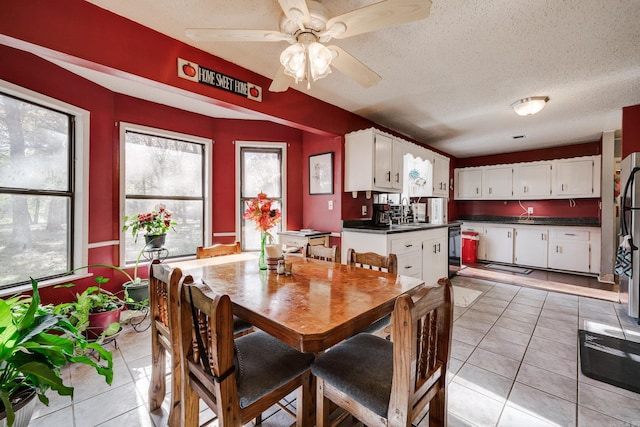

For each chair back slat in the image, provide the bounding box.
[347,248,398,274]
[196,242,241,259]
[303,244,340,263]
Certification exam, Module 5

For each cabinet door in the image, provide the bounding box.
[373,132,394,190]
[422,235,448,285]
[554,157,600,198]
[483,226,514,264]
[391,139,404,190]
[514,227,548,268]
[455,168,482,199]
[432,153,450,197]
[514,162,552,198]
[482,166,513,199]
[404,153,432,198]
[548,240,591,273]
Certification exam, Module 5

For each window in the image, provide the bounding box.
[237,143,286,251]
[121,123,211,264]
[0,82,88,291]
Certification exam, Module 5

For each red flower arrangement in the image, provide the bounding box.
[243,192,282,235]
[122,205,177,243]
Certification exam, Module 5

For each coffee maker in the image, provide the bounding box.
[372,203,391,226]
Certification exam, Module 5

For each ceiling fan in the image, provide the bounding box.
[185,0,432,92]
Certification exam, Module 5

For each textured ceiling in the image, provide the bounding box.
[79,0,640,157]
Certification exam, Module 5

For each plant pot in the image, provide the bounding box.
[86,307,122,341]
[145,234,166,248]
[0,387,37,427]
[123,279,149,309]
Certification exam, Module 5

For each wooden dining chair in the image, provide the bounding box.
[312,277,454,427]
[195,242,253,338]
[303,243,340,263]
[347,249,398,334]
[177,275,316,427]
[346,248,398,274]
[148,260,183,427]
[196,242,241,258]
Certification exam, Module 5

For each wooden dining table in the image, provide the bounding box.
[163,252,425,353]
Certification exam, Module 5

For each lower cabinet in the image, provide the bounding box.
[462,222,600,275]
[422,228,448,285]
[341,227,450,284]
[514,226,548,268]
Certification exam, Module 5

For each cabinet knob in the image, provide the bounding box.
[387,171,391,182]
[405,265,412,269]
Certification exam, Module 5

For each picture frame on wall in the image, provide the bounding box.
[309,152,334,195]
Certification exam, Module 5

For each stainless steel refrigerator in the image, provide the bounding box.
[619,152,640,322]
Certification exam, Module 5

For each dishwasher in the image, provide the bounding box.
[448,224,461,277]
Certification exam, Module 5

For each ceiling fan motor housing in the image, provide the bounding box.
[279,0,329,38]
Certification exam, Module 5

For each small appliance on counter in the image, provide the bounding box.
[412,203,428,222]
[372,203,391,226]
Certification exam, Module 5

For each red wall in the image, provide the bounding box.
[622,104,640,158]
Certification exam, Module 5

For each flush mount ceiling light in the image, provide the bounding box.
[511,96,549,116]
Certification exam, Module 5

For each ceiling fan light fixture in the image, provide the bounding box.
[280,39,333,87]
[511,96,549,116]
[280,43,307,82]
[307,42,332,81]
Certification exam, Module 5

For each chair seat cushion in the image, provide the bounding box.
[311,333,392,417]
[233,315,253,335]
[235,331,314,408]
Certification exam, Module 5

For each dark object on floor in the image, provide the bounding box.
[484,263,532,274]
[579,329,640,394]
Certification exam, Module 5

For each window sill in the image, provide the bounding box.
[0,272,93,297]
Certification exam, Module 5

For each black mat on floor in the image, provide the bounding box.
[579,330,640,394]
[484,263,532,274]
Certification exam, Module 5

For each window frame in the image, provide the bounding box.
[0,79,89,296]
[235,141,287,250]
[119,122,212,267]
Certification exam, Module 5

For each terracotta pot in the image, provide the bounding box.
[86,307,122,341]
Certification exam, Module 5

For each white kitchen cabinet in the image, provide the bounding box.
[455,168,482,199]
[403,152,432,198]
[553,156,601,198]
[390,233,423,278]
[513,161,552,199]
[547,228,600,274]
[482,165,513,199]
[344,128,404,193]
[514,226,548,268]
[422,227,449,285]
[432,153,450,198]
[482,225,514,264]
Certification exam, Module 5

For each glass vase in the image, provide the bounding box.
[259,232,267,270]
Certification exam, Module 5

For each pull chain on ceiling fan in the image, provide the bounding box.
[185,0,432,92]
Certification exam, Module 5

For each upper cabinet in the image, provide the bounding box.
[482,165,514,199]
[345,128,404,192]
[513,161,552,199]
[553,156,601,198]
[432,153,450,198]
[455,167,482,199]
[455,155,601,200]
[346,128,450,198]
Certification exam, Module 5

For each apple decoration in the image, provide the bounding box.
[249,87,260,98]
[182,63,196,77]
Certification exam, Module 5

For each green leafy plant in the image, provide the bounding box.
[0,279,113,427]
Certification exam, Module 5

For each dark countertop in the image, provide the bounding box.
[341,220,452,235]
[457,216,600,227]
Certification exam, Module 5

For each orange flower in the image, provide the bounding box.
[243,193,282,233]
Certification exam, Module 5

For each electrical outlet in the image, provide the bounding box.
[362,205,367,216]
[328,200,333,210]
[527,207,534,214]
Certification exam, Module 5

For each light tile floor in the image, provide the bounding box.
[29,275,640,426]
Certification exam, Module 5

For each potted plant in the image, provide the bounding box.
[54,275,124,341]
[122,205,177,248]
[122,206,177,306]
[0,279,113,427]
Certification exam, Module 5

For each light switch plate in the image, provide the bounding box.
[362,205,367,216]
[328,200,333,210]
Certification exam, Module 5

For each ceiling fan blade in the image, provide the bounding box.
[327,45,381,88]
[325,0,431,40]
[269,65,294,92]
[277,0,311,30]
[186,28,293,43]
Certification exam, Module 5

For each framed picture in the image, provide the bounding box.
[309,152,334,195]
